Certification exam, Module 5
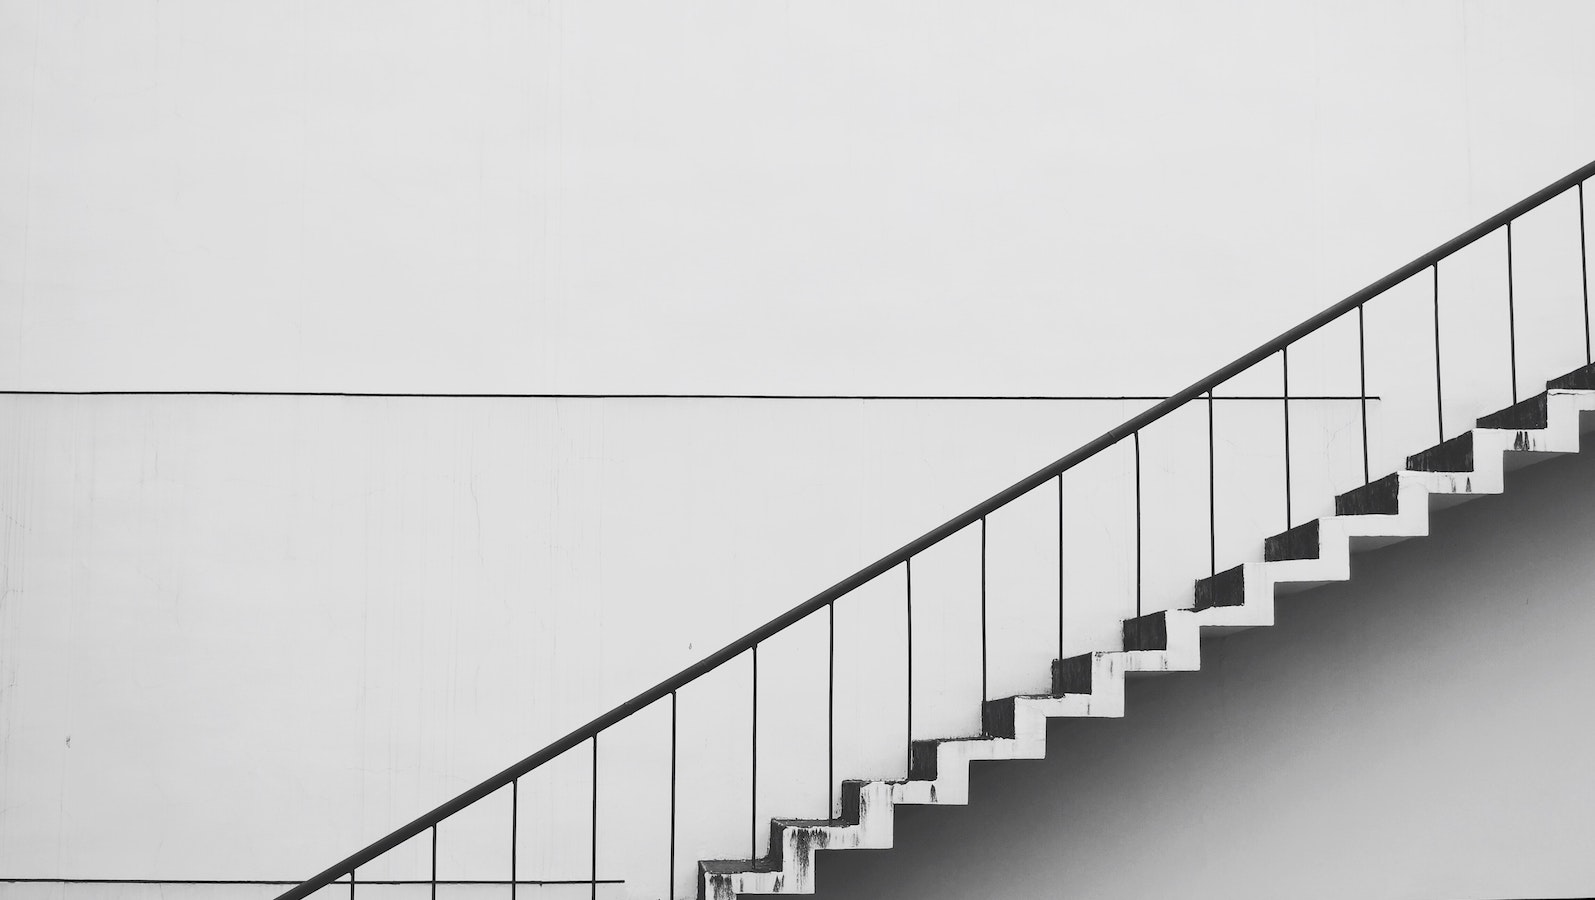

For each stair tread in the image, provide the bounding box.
[772,817,850,829]
[912,735,988,745]
[701,858,779,874]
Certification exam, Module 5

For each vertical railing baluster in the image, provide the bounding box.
[1056,473,1064,661]
[669,691,677,900]
[431,825,438,900]
[1206,391,1215,576]
[349,869,355,899]
[1433,263,1445,442]
[749,646,757,861]
[1358,305,1370,484]
[1507,221,1519,404]
[1132,432,1142,618]
[826,603,834,818]
[590,736,599,900]
[1581,181,1591,366]
[905,559,913,770]
[511,779,519,900]
[979,517,988,704]
[1282,348,1292,529]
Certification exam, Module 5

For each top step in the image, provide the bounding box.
[1475,362,1595,429]
[1548,361,1595,391]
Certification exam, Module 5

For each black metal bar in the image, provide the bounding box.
[1056,473,1064,661]
[826,603,834,818]
[979,518,988,704]
[1207,391,1216,575]
[0,879,627,887]
[511,780,518,900]
[1434,263,1445,442]
[430,826,437,900]
[349,870,354,899]
[1507,222,1519,404]
[905,559,913,772]
[750,646,758,861]
[274,157,1595,900]
[1358,305,1370,484]
[1582,182,1591,366]
[591,737,599,900]
[669,691,677,899]
[1282,349,1292,529]
[1133,432,1142,618]
[0,389,1392,401]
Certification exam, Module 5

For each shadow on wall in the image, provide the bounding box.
[814,444,1595,900]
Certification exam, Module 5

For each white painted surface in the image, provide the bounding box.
[3,1,1595,897]
[2,1,1595,397]
[0,394,1305,891]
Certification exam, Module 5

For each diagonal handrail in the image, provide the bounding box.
[275,156,1595,900]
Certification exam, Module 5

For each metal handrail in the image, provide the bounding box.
[276,156,1595,900]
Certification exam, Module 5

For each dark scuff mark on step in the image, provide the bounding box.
[1264,519,1320,561]
[1195,565,1246,609]
[1406,431,1474,472]
[1052,654,1093,695]
[1478,392,1549,430]
[1123,612,1168,651]
[1336,473,1401,516]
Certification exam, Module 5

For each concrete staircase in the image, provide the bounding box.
[697,363,1595,900]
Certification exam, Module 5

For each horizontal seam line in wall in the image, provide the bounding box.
[0,390,1381,401]
[0,877,626,885]
[0,881,1571,899]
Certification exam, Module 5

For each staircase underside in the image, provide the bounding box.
[698,363,1595,900]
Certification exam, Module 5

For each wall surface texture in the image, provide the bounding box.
[4,0,1595,897]
[3,0,1595,397]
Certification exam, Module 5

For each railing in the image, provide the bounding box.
[276,158,1595,900]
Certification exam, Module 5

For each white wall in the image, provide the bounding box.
[0,393,1374,892]
[4,1,1595,897]
[3,0,1595,397]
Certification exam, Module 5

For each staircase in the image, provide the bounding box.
[699,365,1595,900]
[274,159,1595,900]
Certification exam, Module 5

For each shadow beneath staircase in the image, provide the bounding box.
[810,444,1595,900]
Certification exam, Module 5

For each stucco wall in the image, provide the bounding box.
[4,0,1595,398]
[5,1,1595,897]
[0,393,1375,893]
